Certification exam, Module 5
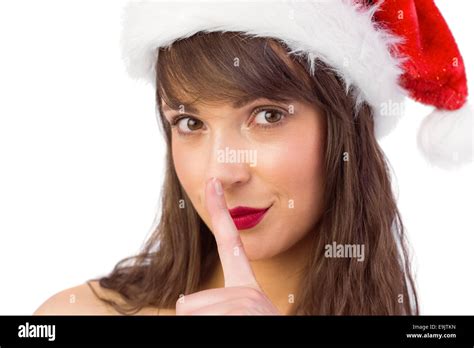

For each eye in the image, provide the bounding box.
[169,106,289,137]
[170,116,204,136]
[252,107,287,128]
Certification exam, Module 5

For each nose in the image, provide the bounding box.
[206,132,254,190]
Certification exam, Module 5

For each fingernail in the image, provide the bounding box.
[213,178,223,196]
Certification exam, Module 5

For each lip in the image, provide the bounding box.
[228,205,272,230]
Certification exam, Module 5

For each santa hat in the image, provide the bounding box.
[120,0,472,169]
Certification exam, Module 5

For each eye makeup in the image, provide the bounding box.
[167,104,292,137]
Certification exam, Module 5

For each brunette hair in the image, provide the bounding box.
[88,31,418,315]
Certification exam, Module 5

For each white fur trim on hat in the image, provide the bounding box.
[417,103,473,169]
[120,0,407,139]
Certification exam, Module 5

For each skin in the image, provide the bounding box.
[162,97,326,315]
[33,97,326,316]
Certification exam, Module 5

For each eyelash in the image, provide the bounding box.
[169,106,290,137]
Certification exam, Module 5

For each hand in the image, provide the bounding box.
[175,177,282,315]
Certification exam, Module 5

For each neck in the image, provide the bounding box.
[202,231,313,315]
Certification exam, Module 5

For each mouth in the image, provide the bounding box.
[228,205,272,230]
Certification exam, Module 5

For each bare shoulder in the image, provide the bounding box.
[33,280,176,315]
[33,280,123,315]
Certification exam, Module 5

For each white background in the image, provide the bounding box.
[0,0,472,315]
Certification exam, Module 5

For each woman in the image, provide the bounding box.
[35,0,470,315]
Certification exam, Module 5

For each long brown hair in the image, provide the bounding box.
[88,31,418,315]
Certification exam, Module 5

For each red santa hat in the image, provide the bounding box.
[120,0,472,169]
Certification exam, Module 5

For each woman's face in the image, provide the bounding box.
[161,97,326,261]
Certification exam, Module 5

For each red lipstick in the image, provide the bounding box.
[228,205,271,230]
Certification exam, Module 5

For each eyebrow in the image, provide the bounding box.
[161,97,290,116]
[161,103,199,114]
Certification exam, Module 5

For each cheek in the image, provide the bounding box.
[287,119,325,232]
[171,139,206,204]
[287,130,324,207]
[256,119,325,210]
[243,116,325,258]
[284,132,325,227]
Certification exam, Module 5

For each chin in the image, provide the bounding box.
[240,236,283,261]
[245,249,275,261]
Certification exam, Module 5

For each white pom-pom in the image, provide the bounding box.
[417,103,473,169]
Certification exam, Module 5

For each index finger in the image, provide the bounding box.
[205,177,260,289]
